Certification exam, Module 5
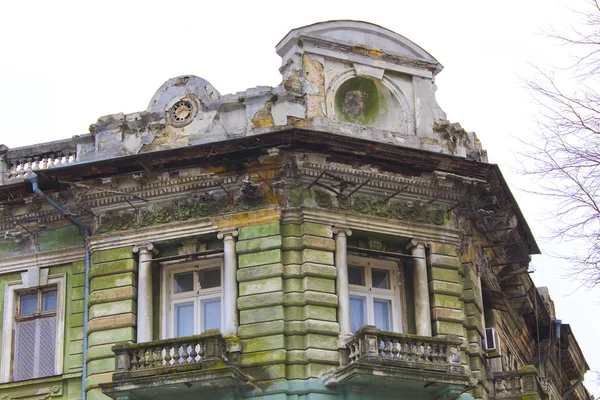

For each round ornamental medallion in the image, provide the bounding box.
[169,98,198,127]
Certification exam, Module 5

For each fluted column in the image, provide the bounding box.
[333,227,352,341]
[133,242,157,343]
[408,240,431,336]
[218,228,239,336]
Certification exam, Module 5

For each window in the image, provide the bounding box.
[348,256,404,333]
[162,258,223,338]
[0,273,65,383]
[13,287,58,381]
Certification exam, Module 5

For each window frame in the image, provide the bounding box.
[160,256,224,339]
[347,255,406,333]
[0,274,66,383]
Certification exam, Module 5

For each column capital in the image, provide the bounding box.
[217,228,239,240]
[132,242,158,255]
[406,239,427,251]
[332,226,352,237]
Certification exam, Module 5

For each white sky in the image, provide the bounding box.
[1,0,598,395]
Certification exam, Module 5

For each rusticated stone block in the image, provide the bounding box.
[429,254,461,270]
[239,320,285,339]
[242,335,285,353]
[240,349,286,366]
[240,305,284,324]
[301,222,332,238]
[237,263,283,282]
[91,247,134,264]
[88,286,137,306]
[88,327,135,347]
[283,263,337,279]
[430,242,459,256]
[90,272,135,291]
[429,280,462,296]
[239,277,283,296]
[238,222,280,240]
[89,299,135,318]
[430,266,460,283]
[89,259,136,278]
[431,294,463,310]
[236,235,282,254]
[432,320,464,337]
[238,291,284,310]
[239,249,282,268]
[87,313,136,333]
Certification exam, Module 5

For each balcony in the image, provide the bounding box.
[324,326,472,398]
[101,331,252,400]
[491,366,548,400]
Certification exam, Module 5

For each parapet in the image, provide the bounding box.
[1,20,486,185]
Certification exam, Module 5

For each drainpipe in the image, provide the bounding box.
[562,378,584,399]
[553,319,562,340]
[28,172,90,400]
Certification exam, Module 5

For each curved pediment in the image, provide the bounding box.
[276,20,442,75]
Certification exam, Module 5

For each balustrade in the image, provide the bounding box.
[492,366,547,399]
[5,152,77,181]
[346,326,463,369]
[112,331,229,381]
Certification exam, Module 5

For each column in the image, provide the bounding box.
[218,228,239,336]
[408,240,432,336]
[133,242,157,343]
[333,227,352,341]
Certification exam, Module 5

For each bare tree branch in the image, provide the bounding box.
[522,0,600,288]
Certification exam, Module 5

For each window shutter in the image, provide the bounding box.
[38,316,56,377]
[13,316,56,380]
[13,319,37,381]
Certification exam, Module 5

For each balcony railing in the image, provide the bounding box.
[111,331,231,381]
[346,326,464,371]
[492,366,548,399]
[324,326,469,391]
[103,331,252,399]
[1,138,80,185]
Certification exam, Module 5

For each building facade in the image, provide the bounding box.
[0,21,592,400]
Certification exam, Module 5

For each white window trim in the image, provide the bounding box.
[0,273,66,383]
[160,257,223,339]
[348,255,405,333]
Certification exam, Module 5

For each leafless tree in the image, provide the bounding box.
[523,0,600,287]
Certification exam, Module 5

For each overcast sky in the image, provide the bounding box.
[1,0,598,395]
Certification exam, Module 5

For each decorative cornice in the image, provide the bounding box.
[287,206,462,246]
[0,246,85,274]
[88,218,217,252]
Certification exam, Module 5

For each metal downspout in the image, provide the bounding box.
[28,172,90,400]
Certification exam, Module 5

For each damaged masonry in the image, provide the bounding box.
[0,20,592,400]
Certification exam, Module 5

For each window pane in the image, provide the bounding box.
[374,299,392,331]
[202,298,221,331]
[174,272,194,293]
[42,290,57,311]
[39,316,56,377]
[175,302,194,337]
[198,268,221,289]
[348,266,365,286]
[19,293,38,315]
[372,268,390,289]
[350,296,366,333]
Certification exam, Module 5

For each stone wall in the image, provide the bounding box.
[86,247,137,400]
